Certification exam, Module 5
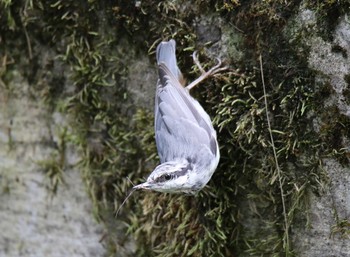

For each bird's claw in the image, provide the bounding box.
[192,51,205,74]
[187,52,228,91]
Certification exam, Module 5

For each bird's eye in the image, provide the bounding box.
[155,174,174,183]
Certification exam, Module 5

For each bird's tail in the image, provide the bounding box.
[156,39,184,84]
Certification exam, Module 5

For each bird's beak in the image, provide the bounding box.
[133,182,151,190]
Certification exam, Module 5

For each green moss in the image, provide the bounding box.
[344,73,350,85]
[37,127,68,194]
[304,1,350,42]
[318,108,350,165]
[0,0,16,30]
[331,219,350,239]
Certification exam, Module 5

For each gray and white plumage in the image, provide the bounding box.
[133,39,220,194]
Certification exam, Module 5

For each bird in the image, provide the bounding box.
[133,39,226,194]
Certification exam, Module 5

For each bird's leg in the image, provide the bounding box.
[186,51,228,91]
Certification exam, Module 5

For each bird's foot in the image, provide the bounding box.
[186,51,228,91]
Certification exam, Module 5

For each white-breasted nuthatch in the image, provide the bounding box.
[133,39,226,194]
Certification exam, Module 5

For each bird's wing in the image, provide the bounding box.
[155,63,218,163]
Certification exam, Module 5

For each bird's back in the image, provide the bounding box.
[154,40,219,166]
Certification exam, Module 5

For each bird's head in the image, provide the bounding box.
[133,159,203,194]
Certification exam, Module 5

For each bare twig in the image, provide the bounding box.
[259,54,290,254]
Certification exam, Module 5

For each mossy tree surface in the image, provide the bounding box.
[1,0,348,256]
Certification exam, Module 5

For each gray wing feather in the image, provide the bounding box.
[155,40,218,164]
[155,64,217,163]
[156,116,212,162]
